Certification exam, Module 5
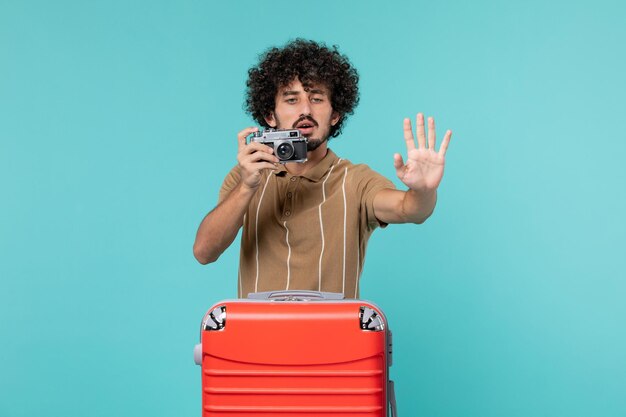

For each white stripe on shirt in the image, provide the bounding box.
[318,163,337,291]
[283,220,292,290]
[355,243,360,298]
[254,174,272,293]
[341,166,348,295]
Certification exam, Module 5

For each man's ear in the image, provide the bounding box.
[264,112,277,128]
[331,111,342,126]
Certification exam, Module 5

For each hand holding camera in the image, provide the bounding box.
[236,127,308,191]
[250,128,308,164]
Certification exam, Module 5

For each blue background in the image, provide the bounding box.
[1,0,625,416]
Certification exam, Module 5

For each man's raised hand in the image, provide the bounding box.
[393,113,452,192]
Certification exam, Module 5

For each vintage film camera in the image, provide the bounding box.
[250,128,308,163]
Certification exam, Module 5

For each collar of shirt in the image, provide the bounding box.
[273,149,340,182]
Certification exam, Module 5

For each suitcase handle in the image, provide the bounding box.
[247,290,345,301]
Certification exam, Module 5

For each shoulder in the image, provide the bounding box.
[218,164,243,202]
[335,158,386,181]
[327,159,394,199]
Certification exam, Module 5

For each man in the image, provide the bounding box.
[193,39,452,298]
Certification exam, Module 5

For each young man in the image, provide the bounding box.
[193,39,452,298]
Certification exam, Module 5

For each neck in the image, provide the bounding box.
[284,143,328,176]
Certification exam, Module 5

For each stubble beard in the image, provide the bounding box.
[306,137,327,152]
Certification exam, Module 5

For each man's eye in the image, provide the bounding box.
[311,97,323,103]
[286,98,297,104]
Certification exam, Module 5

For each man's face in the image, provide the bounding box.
[264,79,341,152]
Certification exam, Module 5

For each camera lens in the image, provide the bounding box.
[276,142,294,160]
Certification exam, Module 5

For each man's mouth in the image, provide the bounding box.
[294,119,317,135]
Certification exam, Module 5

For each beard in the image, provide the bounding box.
[291,116,329,151]
[306,137,327,152]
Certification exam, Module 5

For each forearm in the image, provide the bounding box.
[373,188,437,224]
[401,188,437,224]
[193,182,256,264]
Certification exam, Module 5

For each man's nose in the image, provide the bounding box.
[299,99,312,115]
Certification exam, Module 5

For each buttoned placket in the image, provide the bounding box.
[282,175,299,219]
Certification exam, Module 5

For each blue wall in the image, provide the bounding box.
[1,0,625,415]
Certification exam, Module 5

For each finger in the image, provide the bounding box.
[242,150,279,165]
[393,153,405,177]
[243,142,274,155]
[237,127,259,152]
[427,116,436,150]
[416,113,426,149]
[438,130,452,156]
[403,118,416,151]
[253,162,278,171]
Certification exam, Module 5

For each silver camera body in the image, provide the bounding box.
[250,128,308,163]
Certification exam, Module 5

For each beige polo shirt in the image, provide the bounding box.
[219,149,395,298]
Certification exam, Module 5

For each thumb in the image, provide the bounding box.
[393,153,405,177]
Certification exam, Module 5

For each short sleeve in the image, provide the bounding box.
[218,165,242,204]
[353,165,396,230]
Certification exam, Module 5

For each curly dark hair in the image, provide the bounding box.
[245,39,360,139]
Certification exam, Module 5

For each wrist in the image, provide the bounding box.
[403,189,437,223]
[407,187,436,201]
[237,181,259,198]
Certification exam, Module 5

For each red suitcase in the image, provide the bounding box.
[193,290,397,417]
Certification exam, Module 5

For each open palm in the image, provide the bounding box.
[394,113,452,192]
